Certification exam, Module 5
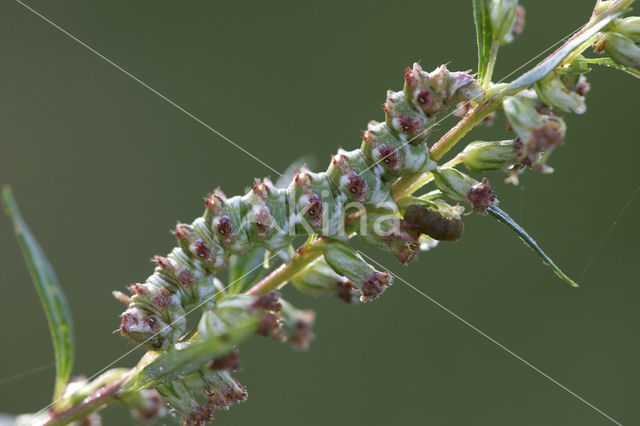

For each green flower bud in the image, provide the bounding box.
[612,17,640,43]
[593,1,614,15]
[461,140,517,171]
[432,169,498,214]
[156,380,203,423]
[198,293,285,342]
[279,299,316,350]
[291,257,357,303]
[490,0,519,44]
[432,168,476,202]
[123,389,166,421]
[597,32,640,70]
[503,93,567,173]
[535,71,587,114]
[503,93,541,142]
[199,370,248,411]
[322,241,392,302]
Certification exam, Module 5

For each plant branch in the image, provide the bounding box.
[30,2,637,425]
[246,238,326,295]
[392,0,631,201]
[43,373,130,426]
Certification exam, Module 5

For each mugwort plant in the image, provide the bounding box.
[3,0,639,424]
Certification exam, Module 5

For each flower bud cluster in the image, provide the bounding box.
[502,91,567,181]
[280,299,316,350]
[156,368,247,426]
[490,0,525,45]
[460,140,518,172]
[150,291,316,424]
[594,17,640,70]
[535,71,588,114]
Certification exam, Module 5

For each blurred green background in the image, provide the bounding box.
[1,1,638,425]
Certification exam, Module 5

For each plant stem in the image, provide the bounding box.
[246,238,326,295]
[44,373,130,426]
[35,3,637,424]
[483,40,501,89]
[391,97,502,200]
[391,156,463,200]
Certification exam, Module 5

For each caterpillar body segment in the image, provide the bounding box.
[118,63,482,350]
[242,179,292,251]
[288,168,346,239]
[361,121,436,180]
[326,148,396,211]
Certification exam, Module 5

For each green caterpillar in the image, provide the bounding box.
[117,63,482,350]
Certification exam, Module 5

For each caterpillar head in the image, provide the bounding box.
[120,306,174,350]
[404,63,443,114]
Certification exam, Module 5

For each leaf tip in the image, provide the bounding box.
[2,184,13,211]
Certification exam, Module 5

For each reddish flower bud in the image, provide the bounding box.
[467,178,498,214]
[360,271,392,302]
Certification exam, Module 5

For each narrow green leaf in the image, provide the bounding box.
[228,247,267,293]
[505,12,622,94]
[2,186,74,399]
[488,206,578,287]
[122,318,257,393]
[474,0,493,85]
[579,57,640,79]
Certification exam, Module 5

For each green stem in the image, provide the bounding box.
[35,2,636,424]
[429,98,503,162]
[392,156,463,200]
[53,369,129,412]
[483,40,501,88]
[246,238,326,295]
[44,373,130,426]
[391,97,502,200]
